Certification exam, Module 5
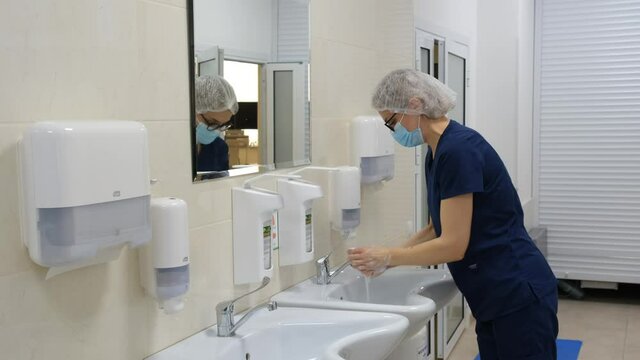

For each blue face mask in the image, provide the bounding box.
[392,115,424,147]
[196,122,221,145]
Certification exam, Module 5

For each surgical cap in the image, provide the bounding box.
[371,69,457,119]
[195,75,239,114]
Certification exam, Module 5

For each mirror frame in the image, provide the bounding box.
[187,0,198,182]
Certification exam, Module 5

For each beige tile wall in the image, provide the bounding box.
[0,0,417,358]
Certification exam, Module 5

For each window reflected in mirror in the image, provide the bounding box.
[221,61,260,168]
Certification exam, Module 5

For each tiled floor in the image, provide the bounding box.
[448,285,640,360]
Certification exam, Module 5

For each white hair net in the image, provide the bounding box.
[371,69,457,119]
[195,75,239,114]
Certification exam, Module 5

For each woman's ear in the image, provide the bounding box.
[407,97,424,112]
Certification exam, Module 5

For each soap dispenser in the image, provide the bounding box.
[232,186,284,284]
[139,197,190,314]
[351,115,395,184]
[285,166,362,241]
[277,178,323,266]
[330,166,361,238]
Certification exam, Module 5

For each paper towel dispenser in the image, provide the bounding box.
[18,121,152,268]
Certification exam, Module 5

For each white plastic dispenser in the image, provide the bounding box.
[286,166,362,241]
[277,178,323,266]
[139,197,190,314]
[232,186,283,284]
[351,115,395,184]
[17,121,151,275]
[329,166,361,238]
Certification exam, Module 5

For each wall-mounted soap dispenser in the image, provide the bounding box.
[17,121,151,272]
[351,115,395,184]
[330,166,361,238]
[139,197,190,314]
[232,186,283,284]
[286,166,362,241]
[277,178,323,266]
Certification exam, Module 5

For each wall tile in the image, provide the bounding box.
[142,119,193,200]
[143,0,186,9]
[310,38,379,119]
[136,1,190,121]
[312,0,376,49]
[0,0,140,122]
[0,249,149,360]
[0,124,35,276]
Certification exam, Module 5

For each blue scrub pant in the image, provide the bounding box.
[475,291,559,360]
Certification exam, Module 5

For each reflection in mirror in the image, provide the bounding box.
[194,75,237,176]
[189,0,311,182]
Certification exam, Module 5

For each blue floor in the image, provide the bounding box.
[473,339,582,360]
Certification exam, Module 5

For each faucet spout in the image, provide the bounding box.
[316,252,350,285]
[216,277,275,337]
[329,260,351,283]
[223,301,278,337]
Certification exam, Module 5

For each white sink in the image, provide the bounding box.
[146,307,409,360]
[272,267,457,337]
[411,269,458,310]
[331,267,458,310]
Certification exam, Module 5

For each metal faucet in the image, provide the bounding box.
[215,277,278,337]
[316,251,351,285]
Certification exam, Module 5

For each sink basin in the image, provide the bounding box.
[411,269,458,310]
[272,267,457,337]
[332,267,458,310]
[146,307,409,360]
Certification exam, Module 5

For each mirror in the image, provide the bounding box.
[187,0,311,182]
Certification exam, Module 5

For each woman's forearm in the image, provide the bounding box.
[391,235,464,267]
[402,222,437,248]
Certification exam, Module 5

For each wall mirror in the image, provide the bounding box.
[188,0,311,182]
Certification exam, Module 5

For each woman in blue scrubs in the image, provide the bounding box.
[348,69,559,360]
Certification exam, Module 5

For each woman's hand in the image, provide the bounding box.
[347,247,391,277]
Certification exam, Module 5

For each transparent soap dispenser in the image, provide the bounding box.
[139,197,190,314]
[329,166,361,239]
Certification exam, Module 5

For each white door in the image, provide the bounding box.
[415,29,449,360]
[414,30,445,233]
[415,30,471,359]
[438,41,471,360]
[445,41,469,126]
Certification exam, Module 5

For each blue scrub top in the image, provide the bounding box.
[426,120,556,321]
[197,137,230,172]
